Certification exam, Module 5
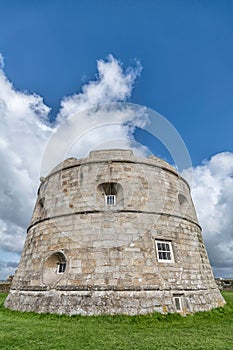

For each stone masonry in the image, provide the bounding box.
[5,149,225,315]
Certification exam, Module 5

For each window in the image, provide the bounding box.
[39,197,45,208]
[57,262,66,274]
[155,240,174,262]
[42,251,67,285]
[173,296,183,312]
[105,194,116,206]
[97,182,123,206]
[178,194,187,206]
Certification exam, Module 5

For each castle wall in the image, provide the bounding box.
[5,150,225,315]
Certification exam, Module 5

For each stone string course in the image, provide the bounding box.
[5,149,225,315]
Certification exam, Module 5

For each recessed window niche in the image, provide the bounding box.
[97,182,123,207]
[42,251,67,285]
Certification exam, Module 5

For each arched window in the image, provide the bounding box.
[178,194,187,206]
[97,182,123,206]
[44,252,67,275]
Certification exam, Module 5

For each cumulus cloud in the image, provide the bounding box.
[0,54,143,279]
[40,55,145,176]
[0,63,52,279]
[0,52,232,282]
[0,259,18,280]
[58,54,142,120]
[183,152,233,277]
[41,103,149,176]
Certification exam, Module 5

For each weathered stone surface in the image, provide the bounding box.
[5,149,225,315]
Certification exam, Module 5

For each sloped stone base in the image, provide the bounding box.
[5,288,225,316]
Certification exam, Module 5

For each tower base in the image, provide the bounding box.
[5,288,225,315]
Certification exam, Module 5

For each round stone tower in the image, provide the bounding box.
[5,150,225,315]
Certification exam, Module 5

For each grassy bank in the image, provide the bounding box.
[1,292,233,350]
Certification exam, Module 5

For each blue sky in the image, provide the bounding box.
[1,0,233,165]
[0,0,233,279]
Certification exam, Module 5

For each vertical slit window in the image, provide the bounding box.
[173,296,183,312]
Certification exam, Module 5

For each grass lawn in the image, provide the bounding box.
[0,292,233,350]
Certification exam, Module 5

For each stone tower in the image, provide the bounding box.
[5,150,225,315]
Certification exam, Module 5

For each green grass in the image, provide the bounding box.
[1,292,233,350]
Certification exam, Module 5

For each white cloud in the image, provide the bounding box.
[183,152,233,277]
[0,54,143,279]
[58,54,142,120]
[0,64,52,280]
[40,103,149,176]
[0,52,232,282]
[0,259,18,281]
[0,53,4,69]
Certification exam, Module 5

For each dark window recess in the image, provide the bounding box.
[57,262,66,274]
[174,296,182,311]
[178,194,187,206]
[39,197,45,208]
[97,182,123,206]
[102,182,118,196]
[158,251,171,260]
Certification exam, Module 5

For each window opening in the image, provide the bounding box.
[178,194,187,206]
[57,262,66,274]
[105,194,116,206]
[155,240,174,262]
[97,182,123,206]
[39,197,45,208]
[173,296,183,312]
